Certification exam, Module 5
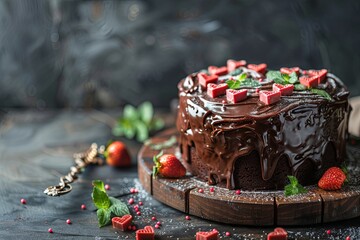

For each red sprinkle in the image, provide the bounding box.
[212,228,218,232]
[225,232,231,236]
[128,225,132,231]
[139,201,143,206]
[136,211,141,216]
[326,230,331,235]
[185,216,191,220]
[151,216,157,221]
[346,236,351,240]
[48,228,53,233]
[198,188,204,193]
[134,188,139,193]
[20,198,26,204]
[128,198,134,205]
[209,187,215,193]
[81,204,86,210]
[156,221,161,225]
[105,184,110,190]
[130,188,136,193]
[235,190,241,195]
[132,225,137,231]
[155,224,160,229]
[66,219,72,224]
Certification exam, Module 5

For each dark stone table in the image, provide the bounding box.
[0,110,359,239]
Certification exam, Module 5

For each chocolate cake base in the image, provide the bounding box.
[138,128,360,226]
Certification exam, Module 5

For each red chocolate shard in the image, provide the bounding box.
[226,89,248,103]
[267,227,288,240]
[259,90,281,105]
[280,67,300,76]
[112,214,133,231]
[247,63,267,74]
[227,59,247,72]
[272,83,294,96]
[197,73,218,88]
[196,230,219,240]
[136,226,155,240]
[207,83,228,98]
[307,69,328,84]
[208,66,228,76]
[299,75,319,88]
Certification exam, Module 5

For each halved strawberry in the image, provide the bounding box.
[318,167,346,190]
[153,152,186,178]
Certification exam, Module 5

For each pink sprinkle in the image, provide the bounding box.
[326,230,331,235]
[132,225,137,231]
[235,190,241,195]
[139,201,143,206]
[136,211,141,216]
[185,216,191,220]
[225,232,231,236]
[346,236,351,240]
[20,198,26,204]
[128,198,134,204]
[128,225,132,230]
[212,228,218,232]
[81,204,86,210]
[155,224,160,229]
[198,188,204,193]
[130,188,135,193]
[209,187,215,193]
[256,88,260,93]
[134,188,139,193]
[151,216,157,221]
[105,184,110,190]
[156,221,161,225]
[48,228,53,233]
[222,100,226,104]
[66,219,71,224]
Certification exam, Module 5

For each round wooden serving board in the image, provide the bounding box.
[138,128,360,226]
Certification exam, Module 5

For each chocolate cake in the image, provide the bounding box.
[176,60,350,190]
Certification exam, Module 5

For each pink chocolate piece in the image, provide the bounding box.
[207,83,228,98]
[208,66,228,76]
[112,214,133,231]
[196,231,219,240]
[299,75,319,88]
[247,63,267,74]
[272,83,294,96]
[226,89,248,103]
[267,227,288,240]
[259,90,281,105]
[280,67,300,76]
[136,226,155,240]
[227,59,247,72]
[307,69,328,84]
[197,73,218,88]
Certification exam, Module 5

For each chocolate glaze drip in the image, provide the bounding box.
[176,70,350,190]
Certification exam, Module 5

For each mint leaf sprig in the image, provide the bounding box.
[284,176,308,196]
[91,180,130,227]
[112,101,164,142]
[226,72,261,89]
[266,71,298,85]
[144,135,177,150]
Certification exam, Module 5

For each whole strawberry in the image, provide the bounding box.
[318,167,346,190]
[153,152,186,178]
[104,141,131,167]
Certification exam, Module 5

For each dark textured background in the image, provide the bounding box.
[0,0,359,109]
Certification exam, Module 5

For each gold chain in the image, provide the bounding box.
[44,143,105,196]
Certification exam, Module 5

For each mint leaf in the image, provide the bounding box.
[97,208,111,227]
[239,78,261,88]
[138,101,153,124]
[92,187,111,210]
[135,121,149,142]
[150,118,165,131]
[288,72,298,84]
[145,135,177,150]
[294,84,306,91]
[109,197,130,216]
[123,105,138,120]
[266,71,284,83]
[237,72,247,81]
[226,79,241,89]
[230,68,242,76]
[92,180,106,192]
[310,89,332,100]
[284,176,307,196]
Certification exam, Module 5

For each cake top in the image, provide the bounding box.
[178,59,349,118]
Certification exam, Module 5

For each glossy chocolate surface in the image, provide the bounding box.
[176,67,350,189]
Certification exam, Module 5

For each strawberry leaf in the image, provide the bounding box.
[152,151,163,178]
[284,176,308,196]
